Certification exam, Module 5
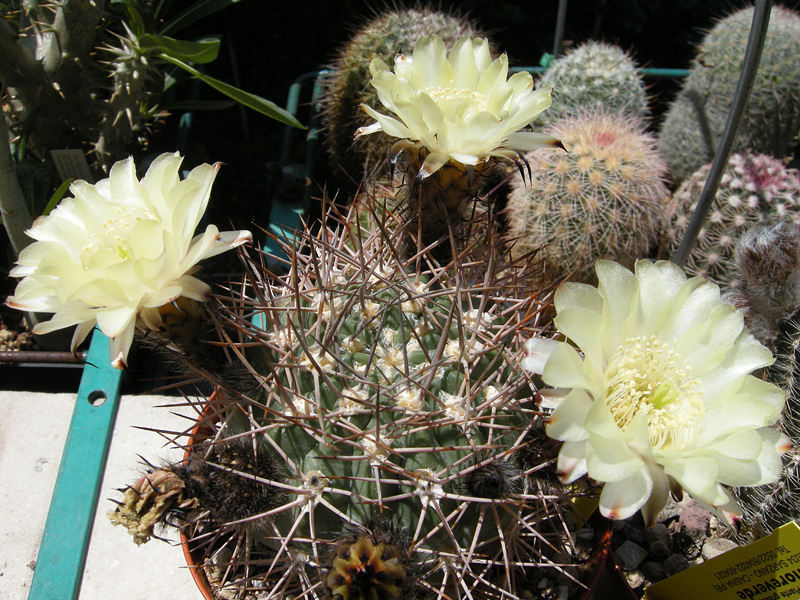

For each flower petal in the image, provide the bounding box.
[360,104,414,139]
[522,336,561,374]
[417,152,450,180]
[598,468,653,520]
[448,37,479,90]
[640,462,671,527]
[556,440,588,483]
[96,305,137,339]
[585,435,644,483]
[354,121,383,138]
[502,132,562,152]
[412,34,451,89]
[631,260,690,330]
[110,319,136,369]
[700,375,785,440]
[542,342,592,391]
[175,275,212,301]
[70,320,96,354]
[595,259,638,350]
[501,87,554,133]
[477,53,511,96]
[547,388,593,442]
[662,456,729,507]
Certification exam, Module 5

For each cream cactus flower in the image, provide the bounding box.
[6,152,252,368]
[355,34,560,178]
[523,259,788,525]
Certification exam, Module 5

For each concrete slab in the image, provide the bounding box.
[0,392,74,600]
[0,391,202,600]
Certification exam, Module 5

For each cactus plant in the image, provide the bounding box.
[536,41,649,125]
[663,153,800,290]
[349,32,561,263]
[657,5,800,184]
[0,0,300,187]
[505,109,670,286]
[319,7,485,187]
[725,224,800,539]
[109,200,583,599]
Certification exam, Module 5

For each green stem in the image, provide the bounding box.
[0,117,33,259]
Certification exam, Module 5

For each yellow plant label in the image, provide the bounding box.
[645,522,800,600]
[570,496,599,526]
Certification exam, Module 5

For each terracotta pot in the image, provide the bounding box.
[179,394,223,600]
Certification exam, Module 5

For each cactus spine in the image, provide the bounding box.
[536,41,649,125]
[505,109,669,286]
[663,153,800,291]
[658,5,800,184]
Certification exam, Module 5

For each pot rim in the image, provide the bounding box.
[179,390,223,600]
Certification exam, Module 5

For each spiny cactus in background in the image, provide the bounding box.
[505,109,669,286]
[319,7,484,186]
[0,1,163,174]
[725,224,800,539]
[1,1,300,184]
[663,153,800,290]
[0,1,103,158]
[110,201,583,600]
[536,41,649,125]
[93,22,169,170]
[658,5,800,184]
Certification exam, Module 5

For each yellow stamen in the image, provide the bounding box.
[604,335,704,449]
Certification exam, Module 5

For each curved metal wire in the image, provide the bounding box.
[672,0,774,267]
[553,0,568,58]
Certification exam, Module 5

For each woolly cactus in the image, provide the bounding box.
[658,5,800,184]
[663,153,800,290]
[505,109,669,285]
[536,41,649,125]
[725,224,800,539]
[319,7,484,186]
[110,202,580,599]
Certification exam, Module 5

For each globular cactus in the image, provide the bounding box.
[110,201,580,599]
[505,109,670,286]
[663,153,800,290]
[536,41,649,125]
[658,5,800,184]
[725,224,800,539]
[319,7,485,186]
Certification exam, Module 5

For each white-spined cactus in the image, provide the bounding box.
[109,200,581,599]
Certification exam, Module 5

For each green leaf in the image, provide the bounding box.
[159,55,306,129]
[141,34,220,64]
[160,0,246,36]
[42,178,74,217]
[110,0,147,37]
